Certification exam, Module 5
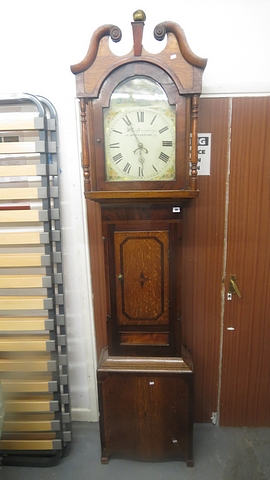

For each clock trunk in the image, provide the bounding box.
[102,204,182,357]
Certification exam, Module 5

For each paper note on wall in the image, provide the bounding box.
[190,133,211,176]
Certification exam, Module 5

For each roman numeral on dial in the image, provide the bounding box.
[112,153,123,164]
[110,142,120,148]
[159,126,169,134]
[159,152,170,163]
[137,111,144,122]
[123,163,131,174]
[162,140,173,147]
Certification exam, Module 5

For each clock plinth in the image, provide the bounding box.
[97,347,194,466]
[71,11,206,466]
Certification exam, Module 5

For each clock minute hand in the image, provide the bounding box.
[124,115,148,171]
[124,114,140,141]
[124,115,147,152]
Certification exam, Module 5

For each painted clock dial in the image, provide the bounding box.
[103,76,176,181]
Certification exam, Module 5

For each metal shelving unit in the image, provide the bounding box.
[0,93,71,466]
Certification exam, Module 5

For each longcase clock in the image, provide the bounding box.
[71,10,207,466]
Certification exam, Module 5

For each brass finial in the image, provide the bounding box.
[133,10,146,22]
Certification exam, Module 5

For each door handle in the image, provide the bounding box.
[229,275,242,298]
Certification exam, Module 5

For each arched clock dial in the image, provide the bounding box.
[104,106,175,181]
[103,76,176,182]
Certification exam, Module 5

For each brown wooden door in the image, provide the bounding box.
[112,229,171,355]
[183,97,270,425]
[114,230,170,326]
[105,215,182,357]
[219,97,270,426]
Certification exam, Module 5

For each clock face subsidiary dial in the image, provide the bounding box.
[105,106,175,181]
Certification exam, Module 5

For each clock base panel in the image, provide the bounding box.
[97,349,194,466]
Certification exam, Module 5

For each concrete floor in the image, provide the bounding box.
[1,422,270,480]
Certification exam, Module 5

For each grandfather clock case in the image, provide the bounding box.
[71,11,207,466]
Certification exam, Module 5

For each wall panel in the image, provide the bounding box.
[182,98,230,422]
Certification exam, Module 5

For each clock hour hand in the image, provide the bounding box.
[138,154,145,165]
[134,140,148,162]
[134,146,148,174]
[134,144,148,155]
